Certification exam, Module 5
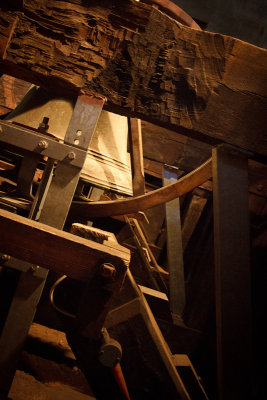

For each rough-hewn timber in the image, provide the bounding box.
[0,0,266,156]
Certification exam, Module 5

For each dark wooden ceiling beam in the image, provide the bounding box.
[0,0,266,156]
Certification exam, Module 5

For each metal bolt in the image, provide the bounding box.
[38,140,48,149]
[0,254,10,262]
[100,263,116,279]
[31,265,39,272]
[67,151,76,160]
[38,116,50,132]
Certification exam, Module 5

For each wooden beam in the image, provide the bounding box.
[70,158,212,218]
[212,145,252,399]
[0,1,266,156]
[163,165,185,324]
[128,118,146,196]
[0,209,130,282]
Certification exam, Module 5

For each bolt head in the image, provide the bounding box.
[67,151,76,160]
[38,140,48,149]
[100,263,116,279]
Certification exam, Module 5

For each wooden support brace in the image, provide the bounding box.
[128,118,146,197]
[163,165,185,325]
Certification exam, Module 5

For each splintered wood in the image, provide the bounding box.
[0,0,266,156]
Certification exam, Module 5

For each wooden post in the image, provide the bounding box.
[128,118,146,197]
[163,165,185,324]
[212,145,252,399]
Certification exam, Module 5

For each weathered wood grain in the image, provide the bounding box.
[0,74,31,112]
[0,209,130,281]
[0,1,266,156]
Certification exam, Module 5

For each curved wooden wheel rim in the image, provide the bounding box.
[142,0,201,30]
[70,158,212,219]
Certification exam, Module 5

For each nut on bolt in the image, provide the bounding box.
[67,151,76,160]
[100,263,116,279]
[38,140,48,149]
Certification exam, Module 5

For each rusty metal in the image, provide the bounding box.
[0,120,87,169]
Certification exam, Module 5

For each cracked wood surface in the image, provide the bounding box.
[0,0,266,156]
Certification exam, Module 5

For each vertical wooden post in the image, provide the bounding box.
[212,145,252,399]
[128,118,145,196]
[163,165,185,324]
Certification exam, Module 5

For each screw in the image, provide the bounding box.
[0,254,10,262]
[31,265,39,272]
[67,151,76,160]
[38,140,48,149]
[99,263,116,279]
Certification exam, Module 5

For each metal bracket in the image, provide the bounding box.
[0,121,87,169]
[0,92,105,396]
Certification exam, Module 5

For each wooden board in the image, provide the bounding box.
[0,1,266,156]
[0,209,130,281]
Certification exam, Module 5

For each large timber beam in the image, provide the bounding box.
[0,1,266,156]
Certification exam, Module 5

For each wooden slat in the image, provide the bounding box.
[0,1,266,156]
[0,209,130,281]
[182,194,207,250]
[128,118,146,196]
[163,165,185,323]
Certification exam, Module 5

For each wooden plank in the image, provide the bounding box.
[0,74,31,110]
[128,118,146,196]
[70,157,212,218]
[163,165,185,324]
[0,1,266,156]
[173,354,208,399]
[0,209,130,282]
[182,194,207,250]
[212,145,252,399]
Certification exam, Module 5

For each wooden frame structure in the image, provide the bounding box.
[0,1,265,398]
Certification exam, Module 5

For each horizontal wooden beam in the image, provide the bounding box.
[0,1,266,156]
[0,209,130,281]
[70,158,212,218]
